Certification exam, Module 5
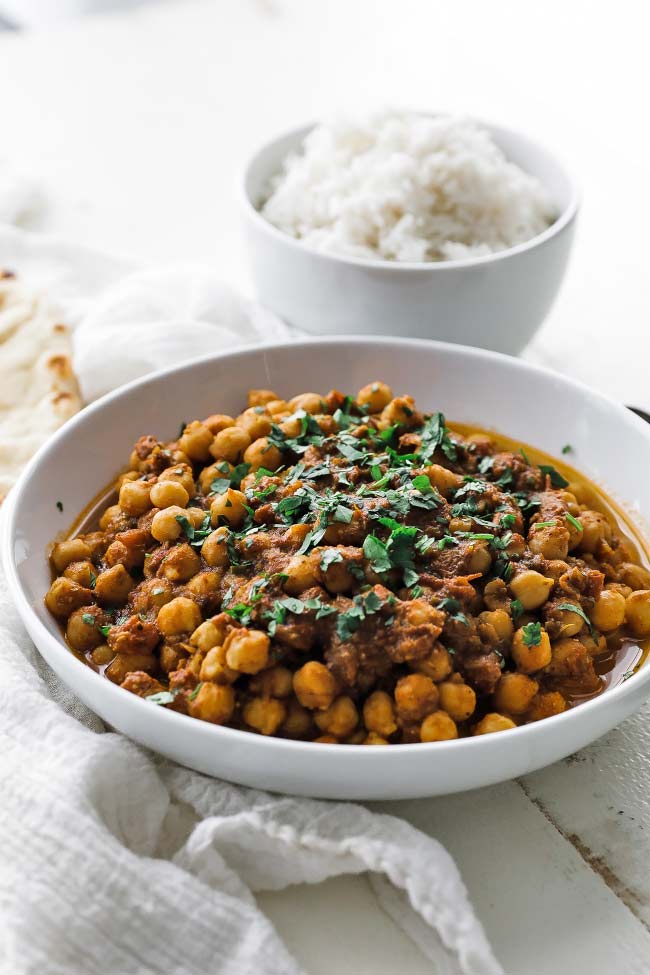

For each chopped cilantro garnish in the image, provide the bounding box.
[565,512,583,532]
[419,412,458,462]
[510,599,524,622]
[81,613,95,626]
[561,444,573,455]
[533,520,558,529]
[522,621,542,647]
[188,682,203,701]
[556,601,595,636]
[436,597,469,626]
[146,690,178,706]
[320,549,344,571]
[539,464,569,489]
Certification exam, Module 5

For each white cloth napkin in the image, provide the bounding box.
[0,223,501,975]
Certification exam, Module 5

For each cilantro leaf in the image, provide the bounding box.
[522,621,542,646]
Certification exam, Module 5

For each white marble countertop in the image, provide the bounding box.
[2,2,650,971]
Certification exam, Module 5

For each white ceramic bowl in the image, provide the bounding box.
[4,337,649,801]
[242,120,579,355]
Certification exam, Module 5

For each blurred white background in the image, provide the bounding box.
[0,0,647,415]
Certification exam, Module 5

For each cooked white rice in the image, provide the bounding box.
[261,112,557,263]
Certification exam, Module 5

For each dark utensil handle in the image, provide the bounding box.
[628,406,650,425]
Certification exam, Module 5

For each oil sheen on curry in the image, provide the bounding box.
[45,382,650,745]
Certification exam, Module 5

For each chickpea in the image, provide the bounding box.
[423,464,463,498]
[319,550,358,593]
[178,421,214,461]
[509,570,554,611]
[224,629,269,674]
[210,488,248,528]
[199,645,238,684]
[266,399,290,416]
[197,461,230,495]
[314,696,358,737]
[555,607,585,638]
[606,581,633,599]
[527,691,567,722]
[545,638,590,678]
[243,437,282,472]
[94,564,133,606]
[528,525,569,560]
[66,606,106,652]
[448,516,473,534]
[236,407,272,441]
[467,542,492,576]
[472,713,517,735]
[313,735,338,744]
[618,562,650,590]
[293,661,337,710]
[199,528,229,569]
[244,697,287,736]
[249,666,294,698]
[281,699,313,738]
[345,730,367,745]
[420,711,458,742]
[511,625,552,673]
[248,388,278,408]
[363,691,398,737]
[395,674,439,724]
[188,682,235,724]
[411,643,453,682]
[625,590,650,636]
[203,413,235,434]
[117,470,139,488]
[159,543,201,584]
[92,644,114,666]
[157,596,202,636]
[364,732,390,745]
[380,395,418,428]
[105,652,156,683]
[63,560,96,588]
[150,505,186,542]
[189,619,221,653]
[288,392,326,415]
[158,463,196,498]
[356,381,392,414]
[479,609,513,643]
[545,559,570,581]
[118,479,153,517]
[493,673,539,715]
[51,538,91,573]
[280,415,302,437]
[210,426,252,464]
[99,503,127,533]
[578,510,612,554]
[283,554,318,595]
[590,590,626,632]
[150,480,189,509]
[438,681,476,721]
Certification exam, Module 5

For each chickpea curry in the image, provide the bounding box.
[46,382,650,745]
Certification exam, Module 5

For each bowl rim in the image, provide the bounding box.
[240,114,581,273]
[4,334,649,765]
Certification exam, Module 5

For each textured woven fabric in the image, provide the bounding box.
[0,224,501,975]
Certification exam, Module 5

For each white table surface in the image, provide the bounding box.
[2,2,650,972]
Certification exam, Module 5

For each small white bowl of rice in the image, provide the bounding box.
[241,112,579,354]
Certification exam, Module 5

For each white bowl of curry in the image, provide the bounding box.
[3,337,650,800]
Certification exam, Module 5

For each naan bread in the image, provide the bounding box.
[0,270,81,501]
